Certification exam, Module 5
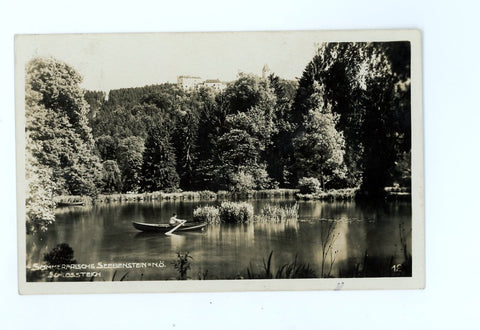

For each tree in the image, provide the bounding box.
[25,85,56,233]
[223,73,275,114]
[215,105,277,190]
[213,74,278,190]
[96,135,117,161]
[292,42,411,195]
[293,105,346,190]
[268,75,298,186]
[358,42,411,196]
[102,160,122,193]
[173,109,199,190]
[26,57,103,197]
[192,89,226,190]
[117,136,145,192]
[84,90,106,121]
[141,124,179,192]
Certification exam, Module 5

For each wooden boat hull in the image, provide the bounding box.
[132,221,207,233]
[56,202,85,207]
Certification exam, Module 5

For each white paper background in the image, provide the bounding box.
[1,0,479,329]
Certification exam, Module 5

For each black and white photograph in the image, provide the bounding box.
[16,30,423,294]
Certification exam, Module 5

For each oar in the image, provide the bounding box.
[165,220,186,236]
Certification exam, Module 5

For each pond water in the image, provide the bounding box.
[26,199,412,281]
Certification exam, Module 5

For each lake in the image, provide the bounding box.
[26,199,412,281]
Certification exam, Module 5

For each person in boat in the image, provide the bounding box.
[169,213,186,227]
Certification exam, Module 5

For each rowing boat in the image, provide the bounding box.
[132,221,207,233]
[56,201,85,207]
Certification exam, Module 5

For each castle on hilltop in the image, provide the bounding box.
[177,64,272,91]
[177,76,226,91]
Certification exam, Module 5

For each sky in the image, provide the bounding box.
[16,32,327,92]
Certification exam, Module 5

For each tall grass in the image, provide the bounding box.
[319,220,340,278]
[246,251,316,279]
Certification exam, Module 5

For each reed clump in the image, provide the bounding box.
[219,202,254,223]
[193,206,221,223]
[256,203,299,222]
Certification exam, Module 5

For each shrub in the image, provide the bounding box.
[193,206,220,223]
[219,202,254,223]
[43,243,76,265]
[229,171,255,193]
[297,177,321,194]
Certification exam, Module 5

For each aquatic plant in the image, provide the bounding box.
[256,203,299,222]
[219,202,254,223]
[275,255,317,279]
[246,251,316,279]
[173,252,193,280]
[318,220,340,278]
[193,206,221,223]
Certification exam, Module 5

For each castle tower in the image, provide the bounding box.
[262,64,271,79]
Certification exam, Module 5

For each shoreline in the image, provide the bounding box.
[53,187,411,207]
[54,189,300,206]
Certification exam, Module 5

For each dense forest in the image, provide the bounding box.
[25,41,411,232]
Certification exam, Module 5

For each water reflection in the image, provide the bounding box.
[26,200,412,281]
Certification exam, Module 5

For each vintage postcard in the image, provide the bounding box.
[16,30,424,294]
